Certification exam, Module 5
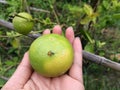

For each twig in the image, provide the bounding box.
[51,5,60,24]
[29,7,50,13]
[0,75,9,81]
[23,0,31,13]
[0,19,120,71]
[0,20,14,29]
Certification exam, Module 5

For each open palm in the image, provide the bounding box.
[2,25,84,90]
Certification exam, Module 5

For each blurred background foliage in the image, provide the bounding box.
[0,0,120,89]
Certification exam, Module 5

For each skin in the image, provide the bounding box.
[2,25,84,90]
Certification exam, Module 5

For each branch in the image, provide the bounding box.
[29,7,50,13]
[83,51,120,72]
[0,19,120,72]
[0,0,7,4]
[0,19,14,29]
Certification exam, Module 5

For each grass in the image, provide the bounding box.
[83,63,120,90]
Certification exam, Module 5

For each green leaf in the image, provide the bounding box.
[6,31,20,37]
[45,17,51,24]
[80,12,98,24]
[102,1,110,9]
[68,5,83,13]
[0,78,6,87]
[11,38,20,49]
[96,41,106,48]
[80,16,92,24]
[83,4,93,16]
[112,13,120,19]
[42,17,53,25]
[99,51,105,56]
[66,4,84,17]
[84,42,94,53]
[112,0,120,7]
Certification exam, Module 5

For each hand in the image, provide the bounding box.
[2,25,84,90]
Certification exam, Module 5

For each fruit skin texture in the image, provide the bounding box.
[29,34,74,77]
[12,12,34,35]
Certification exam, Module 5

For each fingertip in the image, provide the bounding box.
[73,37,82,53]
[52,25,62,34]
[23,51,29,58]
[43,29,51,35]
[65,26,75,44]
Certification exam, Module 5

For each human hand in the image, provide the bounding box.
[2,25,84,90]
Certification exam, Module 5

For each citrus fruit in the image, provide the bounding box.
[29,34,74,77]
[12,12,34,35]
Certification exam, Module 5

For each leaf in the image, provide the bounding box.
[45,17,51,24]
[66,4,84,17]
[84,42,94,53]
[80,15,92,24]
[112,0,120,7]
[112,13,120,19]
[68,5,83,13]
[102,1,110,9]
[96,41,106,48]
[11,38,20,49]
[99,51,105,56]
[6,31,20,37]
[43,17,52,25]
[80,12,98,24]
[0,78,6,87]
[83,4,93,16]
[91,12,99,24]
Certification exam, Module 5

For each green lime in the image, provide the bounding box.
[29,34,74,77]
[12,12,34,35]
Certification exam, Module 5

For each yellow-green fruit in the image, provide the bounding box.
[12,12,34,35]
[29,34,74,77]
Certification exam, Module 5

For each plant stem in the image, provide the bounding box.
[51,5,60,24]
[20,0,30,13]
[24,0,30,13]
[0,75,9,81]
[20,0,25,12]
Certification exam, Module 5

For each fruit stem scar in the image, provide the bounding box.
[47,51,55,56]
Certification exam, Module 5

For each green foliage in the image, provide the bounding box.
[0,57,19,87]
[96,0,120,29]
[84,63,120,90]
[7,0,21,12]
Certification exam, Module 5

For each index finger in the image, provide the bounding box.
[69,37,83,83]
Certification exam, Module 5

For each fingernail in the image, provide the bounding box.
[55,25,61,28]
[68,26,73,30]
[76,37,80,40]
